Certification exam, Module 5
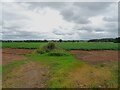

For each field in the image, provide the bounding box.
[1,42,119,50]
[1,42,119,88]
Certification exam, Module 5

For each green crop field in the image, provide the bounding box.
[1,42,119,50]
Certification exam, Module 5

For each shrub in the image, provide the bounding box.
[35,42,56,54]
[47,50,70,56]
[35,42,69,56]
[45,42,56,50]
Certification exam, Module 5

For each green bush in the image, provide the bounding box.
[47,50,70,56]
[45,42,56,50]
[34,42,70,56]
[35,42,56,54]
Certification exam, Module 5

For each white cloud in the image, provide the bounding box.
[1,2,118,40]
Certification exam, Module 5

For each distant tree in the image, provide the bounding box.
[44,39,48,42]
[114,37,120,43]
[59,39,62,42]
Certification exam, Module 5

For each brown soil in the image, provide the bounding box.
[1,48,33,64]
[3,61,50,88]
[69,50,119,64]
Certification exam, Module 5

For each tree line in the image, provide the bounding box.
[88,37,120,43]
[0,37,120,43]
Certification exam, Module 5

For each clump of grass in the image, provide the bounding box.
[34,42,57,54]
[34,42,69,56]
[47,49,70,56]
[89,82,98,88]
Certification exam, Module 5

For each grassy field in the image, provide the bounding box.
[1,42,119,50]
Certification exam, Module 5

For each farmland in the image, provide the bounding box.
[1,42,119,88]
[1,42,119,50]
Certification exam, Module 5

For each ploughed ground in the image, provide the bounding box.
[69,50,118,64]
[2,48,32,64]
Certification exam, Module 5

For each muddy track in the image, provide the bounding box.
[3,61,50,88]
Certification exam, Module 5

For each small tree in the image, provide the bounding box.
[59,39,62,42]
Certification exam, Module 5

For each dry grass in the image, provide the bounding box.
[69,63,118,88]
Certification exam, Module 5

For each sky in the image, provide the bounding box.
[0,0,118,40]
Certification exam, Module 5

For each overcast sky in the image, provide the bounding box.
[0,1,118,40]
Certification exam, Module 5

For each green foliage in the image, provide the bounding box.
[57,42,119,50]
[2,42,119,50]
[35,42,57,54]
[2,42,47,49]
[47,49,70,56]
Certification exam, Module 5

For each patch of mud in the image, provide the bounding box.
[69,50,118,64]
[1,48,33,64]
[3,61,50,88]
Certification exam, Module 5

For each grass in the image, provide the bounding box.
[25,51,118,88]
[3,60,27,75]
[1,42,119,50]
[1,42,46,49]
[27,52,83,88]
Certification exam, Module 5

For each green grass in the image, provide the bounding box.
[26,53,84,88]
[1,42,119,50]
[1,42,47,49]
[57,42,119,50]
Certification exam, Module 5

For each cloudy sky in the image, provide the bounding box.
[0,1,118,40]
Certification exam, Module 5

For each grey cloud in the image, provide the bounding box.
[95,29,105,32]
[103,17,117,22]
[53,30,66,35]
[24,2,66,11]
[52,29,74,36]
[73,25,93,33]
[74,2,112,11]
[77,26,92,31]
[60,2,112,24]
[104,22,117,32]
[77,31,117,40]
[2,28,46,40]
[26,2,113,24]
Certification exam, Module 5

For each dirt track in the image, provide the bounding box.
[3,61,50,88]
[2,48,49,88]
[70,50,118,64]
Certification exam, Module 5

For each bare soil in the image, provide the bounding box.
[1,48,33,64]
[69,50,119,64]
[3,61,50,88]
